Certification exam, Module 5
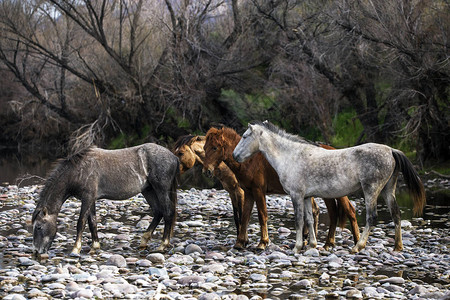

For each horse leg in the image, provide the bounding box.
[291,192,305,254]
[231,187,244,237]
[87,203,100,254]
[304,197,317,248]
[304,198,319,245]
[381,173,403,251]
[71,199,92,255]
[323,198,338,250]
[254,189,269,250]
[235,194,253,249]
[220,178,244,237]
[140,187,164,250]
[158,188,177,253]
[352,186,381,253]
[337,196,360,244]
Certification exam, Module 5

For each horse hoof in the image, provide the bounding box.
[233,242,245,250]
[324,243,335,251]
[256,241,269,250]
[89,248,99,255]
[350,246,360,254]
[293,247,302,254]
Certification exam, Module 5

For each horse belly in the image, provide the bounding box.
[98,174,147,200]
[306,182,360,199]
[303,166,361,199]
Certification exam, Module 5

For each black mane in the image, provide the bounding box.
[173,135,196,151]
[251,121,319,146]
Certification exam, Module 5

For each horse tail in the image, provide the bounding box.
[392,149,426,216]
[336,200,347,229]
[169,159,180,235]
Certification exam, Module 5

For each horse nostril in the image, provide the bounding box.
[206,170,213,178]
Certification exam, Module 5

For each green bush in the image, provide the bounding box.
[331,110,364,148]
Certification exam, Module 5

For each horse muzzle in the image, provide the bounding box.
[202,167,214,178]
[232,152,243,163]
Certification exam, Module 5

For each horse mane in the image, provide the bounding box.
[251,121,319,146]
[37,147,95,209]
[173,135,196,151]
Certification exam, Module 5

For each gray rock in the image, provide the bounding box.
[346,289,363,298]
[379,276,405,285]
[363,286,380,298]
[106,254,127,268]
[249,273,266,282]
[304,248,319,257]
[147,253,165,264]
[408,285,428,295]
[136,259,152,267]
[185,243,204,255]
[76,289,94,298]
[198,292,221,300]
[148,267,168,277]
[201,263,226,274]
[177,275,206,286]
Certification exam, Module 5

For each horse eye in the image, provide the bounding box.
[212,147,217,151]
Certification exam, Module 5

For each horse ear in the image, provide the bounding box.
[41,207,48,217]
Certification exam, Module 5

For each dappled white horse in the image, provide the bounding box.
[233,121,425,253]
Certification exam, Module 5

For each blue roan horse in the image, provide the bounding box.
[233,121,426,253]
[32,143,179,256]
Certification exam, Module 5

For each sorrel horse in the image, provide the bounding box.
[32,144,179,256]
[233,121,426,253]
[203,126,360,250]
[173,135,245,236]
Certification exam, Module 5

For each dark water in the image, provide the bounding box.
[0,151,53,186]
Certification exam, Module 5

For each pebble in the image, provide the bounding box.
[0,185,448,299]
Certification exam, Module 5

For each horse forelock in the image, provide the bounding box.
[251,121,318,146]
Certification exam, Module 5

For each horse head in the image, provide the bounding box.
[32,206,58,254]
[233,123,262,162]
[173,136,206,174]
[203,127,228,177]
[174,144,196,174]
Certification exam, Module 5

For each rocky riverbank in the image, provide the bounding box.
[0,185,449,299]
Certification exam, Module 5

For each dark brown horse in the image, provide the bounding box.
[32,144,179,256]
[203,126,360,250]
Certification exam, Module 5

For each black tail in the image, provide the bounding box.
[392,149,426,216]
[336,201,347,229]
[169,159,180,235]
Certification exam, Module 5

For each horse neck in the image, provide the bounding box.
[258,130,308,172]
[222,130,242,171]
[38,167,72,215]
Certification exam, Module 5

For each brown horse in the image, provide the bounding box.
[173,134,320,248]
[173,135,245,236]
[203,126,360,250]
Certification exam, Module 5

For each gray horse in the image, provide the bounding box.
[233,121,426,253]
[32,143,179,256]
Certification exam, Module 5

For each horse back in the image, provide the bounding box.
[82,144,177,199]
